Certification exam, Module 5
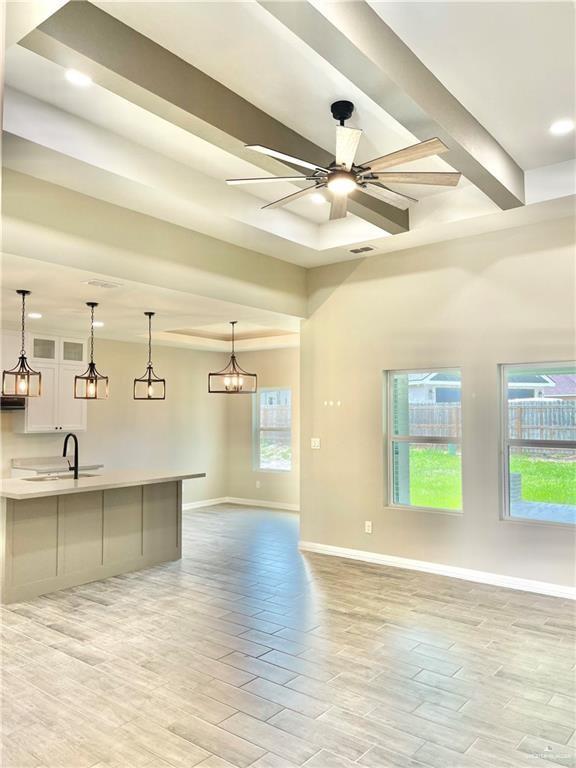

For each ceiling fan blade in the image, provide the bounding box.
[363,183,413,210]
[246,145,328,173]
[226,176,310,185]
[372,171,461,187]
[329,194,348,220]
[262,185,321,210]
[363,138,449,173]
[335,126,362,170]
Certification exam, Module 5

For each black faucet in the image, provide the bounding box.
[63,433,79,479]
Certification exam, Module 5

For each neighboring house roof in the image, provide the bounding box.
[408,372,556,389]
[546,374,576,398]
[407,372,460,387]
[506,374,553,387]
[405,371,576,395]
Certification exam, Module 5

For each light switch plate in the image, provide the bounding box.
[310,437,321,450]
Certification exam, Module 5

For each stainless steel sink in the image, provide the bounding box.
[23,473,100,482]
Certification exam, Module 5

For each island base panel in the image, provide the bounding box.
[1,480,182,604]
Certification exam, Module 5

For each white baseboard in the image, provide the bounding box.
[226,497,300,512]
[183,497,299,513]
[183,498,228,510]
[299,541,575,600]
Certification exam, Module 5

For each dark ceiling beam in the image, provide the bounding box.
[260,1,525,210]
[20,0,408,234]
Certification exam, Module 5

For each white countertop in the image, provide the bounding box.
[0,470,206,501]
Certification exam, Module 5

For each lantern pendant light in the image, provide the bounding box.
[2,290,41,397]
[208,321,257,394]
[74,302,109,399]
[134,312,166,400]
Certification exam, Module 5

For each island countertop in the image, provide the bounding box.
[0,470,206,500]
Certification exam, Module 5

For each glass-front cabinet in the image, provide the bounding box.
[29,335,87,365]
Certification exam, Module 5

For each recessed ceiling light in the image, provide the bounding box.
[27,312,42,319]
[92,320,104,328]
[549,119,574,136]
[310,192,328,204]
[65,69,92,87]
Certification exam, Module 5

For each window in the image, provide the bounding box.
[502,363,575,524]
[255,389,292,471]
[386,369,462,511]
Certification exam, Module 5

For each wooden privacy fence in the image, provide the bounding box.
[508,400,575,441]
[408,400,575,440]
[408,404,461,437]
[260,405,291,429]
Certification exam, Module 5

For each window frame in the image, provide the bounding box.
[500,361,576,527]
[385,367,463,515]
[253,387,293,473]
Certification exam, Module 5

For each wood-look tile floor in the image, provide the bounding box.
[1,505,575,768]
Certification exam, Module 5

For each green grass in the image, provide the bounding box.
[510,455,576,505]
[403,448,576,509]
[408,447,462,510]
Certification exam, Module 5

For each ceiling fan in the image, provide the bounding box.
[226,100,461,220]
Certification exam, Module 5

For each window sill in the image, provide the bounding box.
[385,503,463,516]
[500,514,574,529]
[254,469,292,475]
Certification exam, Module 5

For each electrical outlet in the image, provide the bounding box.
[255,480,261,489]
[311,437,321,450]
[364,520,373,534]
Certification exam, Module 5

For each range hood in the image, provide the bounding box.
[1,397,26,411]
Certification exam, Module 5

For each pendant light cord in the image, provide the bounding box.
[231,321,236,357]
[20,292,26,355]
[89,304,95,364]
[148,313,153,367]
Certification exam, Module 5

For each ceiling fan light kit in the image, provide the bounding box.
[327,171,357,195]
[226,101,460,220]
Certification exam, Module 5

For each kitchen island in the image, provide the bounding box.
[0,470,205,603]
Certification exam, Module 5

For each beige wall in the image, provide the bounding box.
[1,339,229,504]
[227,347,300,508]
[302,216,575,587]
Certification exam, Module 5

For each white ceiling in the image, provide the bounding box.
[370,1,576,170]
[3,46,398,264]
[95,0,424,162]
[2,0,483,269]
[0,254,300,351]
[2,0,574,276]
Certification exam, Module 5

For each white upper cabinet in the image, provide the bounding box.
[22,362,59,432]
[4,332,89,433]
[57,364,87,432]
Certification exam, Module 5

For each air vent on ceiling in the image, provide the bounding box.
[348,245,376,255]
[83,279,124,289]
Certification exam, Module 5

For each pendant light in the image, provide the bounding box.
[208,321,257,393]
[74,302,109,399]
[2,290,41,397]
[134,312,166,400]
